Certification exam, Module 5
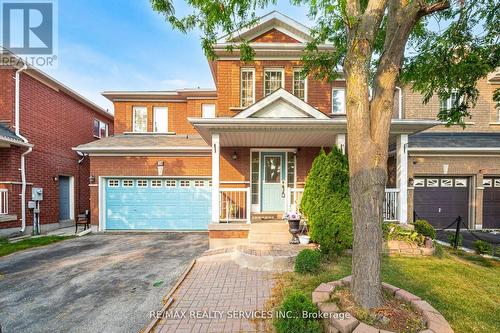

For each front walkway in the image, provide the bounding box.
[152,260,276,333]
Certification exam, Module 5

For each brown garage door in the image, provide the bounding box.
[483,178,500,229]
[414,177,469,229]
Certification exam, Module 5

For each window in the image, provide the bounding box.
[180,180,190,187]
[153,107,168,133]
[133,106,148,132]
[194,180,205,187]
[413,178,425,187]
[165,180,176,187]
[332,88,346,114]
[293,69,307,101]
[208,180,212,187]
[455,178,467,187]
[151,180,162,187]
[264,156,282,183]
[93,119,108,138]
[264,69,284,96]
[202,104,216,118]
[122,180,133,187]
[483,179,492,187]
[441,179,453,187]
[494,179,500,187]
[426,179,439,187]
[439,91,460,112]
[241,69,255,107]
[108,179,119,187]
[137,180,148,187]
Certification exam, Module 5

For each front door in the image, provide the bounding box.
[58,176,71,221]
[260,152,286,211]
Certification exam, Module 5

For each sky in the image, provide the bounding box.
[38,0,312,112]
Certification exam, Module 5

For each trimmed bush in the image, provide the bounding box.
[473,240,493,255]
[433,241,445,258]
[300,147,352,256]
[414,219,436,239]
[448,233,463,247]
[274,292,321,333]
[295,249,321,274]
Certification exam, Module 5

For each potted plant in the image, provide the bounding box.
[283,211,301,244]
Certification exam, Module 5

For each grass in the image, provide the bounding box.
[0,235,74,257]
[272,251,500,333]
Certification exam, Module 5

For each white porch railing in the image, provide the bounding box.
[286,187,304,212]
[384,188,399,221]
[0,189,8,215]
[219,188,251,223]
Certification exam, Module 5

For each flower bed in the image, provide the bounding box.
[312,275,454,333]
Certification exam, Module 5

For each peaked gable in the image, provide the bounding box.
[251,28,300,43]
[234,89,329,119]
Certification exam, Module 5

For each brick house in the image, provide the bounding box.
[75,12,499,247]
[0,53,114,235]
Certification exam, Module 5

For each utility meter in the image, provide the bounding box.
[32,187,43,201]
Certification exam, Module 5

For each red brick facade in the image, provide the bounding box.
[0,69,113,230]
[251,29,300,43]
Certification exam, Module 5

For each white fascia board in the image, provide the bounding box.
[72,146,211,153]
[408,147,500,152]
[0,137,33,147]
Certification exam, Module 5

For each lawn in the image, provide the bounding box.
[273,251,500,333]
[0,236,74,257]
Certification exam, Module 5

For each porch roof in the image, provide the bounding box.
[0,123,31,148]
[188,118,441,147]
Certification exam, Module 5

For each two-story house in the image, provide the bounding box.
[0,52,114,235]
[75,12,499,248]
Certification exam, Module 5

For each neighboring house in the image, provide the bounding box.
[0,53,114,235]
[75,11,499,248]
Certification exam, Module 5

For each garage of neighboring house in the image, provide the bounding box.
[103,178,211,230]
[482,177,500,229]
[413,177,470,229]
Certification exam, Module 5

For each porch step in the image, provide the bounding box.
[249,222,291,244]
[251,212,283,221]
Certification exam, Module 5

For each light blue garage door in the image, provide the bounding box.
[105,178,211,230]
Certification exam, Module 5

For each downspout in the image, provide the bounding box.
[395,86,403,119]
[15,63,30,233]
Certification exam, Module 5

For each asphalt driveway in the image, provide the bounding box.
[0,233,208,333]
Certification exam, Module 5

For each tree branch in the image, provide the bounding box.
[423,1,450,14]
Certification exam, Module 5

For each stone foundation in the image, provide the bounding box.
[312,275,453,333]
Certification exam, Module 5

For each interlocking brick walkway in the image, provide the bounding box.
[153,260,275,333]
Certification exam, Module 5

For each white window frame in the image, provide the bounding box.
[292,68,307,102]
[413,178,425,187]
[153,106,168,133]
[122,180,134,187]
[108,179,119,187]
[132,106,148,133]
[426,179,439,187]
[93,119,108,138]
[201,104,216,118]
[194,180,205,187]
[494,179,500,187]
[440,90,461,111]
[332,87,346,114]
[263,68,285,97]
[137,180,148,187]
[441,179,453,187]
[180,180,191,188]
[483,178,492,187]
[240,68,255,107]
[165,180,177,188]
[151,180,162,188]
[454,178,467,187]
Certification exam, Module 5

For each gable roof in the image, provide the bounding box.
[234,89,330,119]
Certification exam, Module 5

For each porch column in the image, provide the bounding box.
[396,134,408,224]
[211,133,220,223]
[336,134,346,153]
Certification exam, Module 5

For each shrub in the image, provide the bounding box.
[433,241,445,258]
[473,240,493,255]
[383,222,425,246]
[447,233,463,247]
[295,249,321,274]
[274,292,321,333]
[301,147,352,256]
[414,219,436,239]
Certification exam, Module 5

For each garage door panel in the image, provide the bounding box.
[105,179,211,230]
[483,177,500,229]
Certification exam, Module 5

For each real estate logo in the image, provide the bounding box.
[0,0,58,67]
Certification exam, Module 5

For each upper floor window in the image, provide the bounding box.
[93,119,108,138]
[293,69,307,101]
[241,68,255,107]
[202,104,216,118]
[332,88,346,114]
[153,106,168,133]
[439,91,460,111]
[264,69,284,96]
[133,106,147,132]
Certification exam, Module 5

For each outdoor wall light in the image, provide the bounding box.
[157,160,164,176]
[52,176,59,181]
[89,175,95,183]
[232,152,238,160]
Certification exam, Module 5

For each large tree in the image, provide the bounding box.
[151,0,499,308]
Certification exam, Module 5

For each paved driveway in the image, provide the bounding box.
[0,233,208,333]
[436,229,499,252]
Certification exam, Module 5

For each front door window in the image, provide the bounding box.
[264,156,282,183]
